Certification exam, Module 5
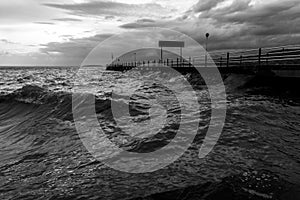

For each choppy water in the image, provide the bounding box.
[0,67,299,200]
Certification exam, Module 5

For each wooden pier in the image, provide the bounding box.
[106,45,300,78]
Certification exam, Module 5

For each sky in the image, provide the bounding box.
[0,0,299,66]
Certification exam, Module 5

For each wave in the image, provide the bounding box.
[0,85,73,124]
[0,84,194,154]
[0,85,70,105]
[0,85,113,166]
[0,72,299,199]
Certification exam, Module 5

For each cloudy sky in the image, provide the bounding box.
[0,0,299,66]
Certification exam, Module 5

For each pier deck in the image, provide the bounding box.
[106,45,300,78]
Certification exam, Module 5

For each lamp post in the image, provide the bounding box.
[205,33,209,67]
[134,53,137,67]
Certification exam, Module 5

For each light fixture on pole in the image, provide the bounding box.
[134,52,137,67]
[205,33,210,67]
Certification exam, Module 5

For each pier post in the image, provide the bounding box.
[258,48,262,67]
[227,52,230,67]
[240,55,243,67]
[282,48,285,67]
[180,47,183,67]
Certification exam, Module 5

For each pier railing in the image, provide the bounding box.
[108,45,300,69]
[209,45,300,69]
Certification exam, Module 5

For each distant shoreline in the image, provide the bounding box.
[0,65,104,69]
[0,66,78,68]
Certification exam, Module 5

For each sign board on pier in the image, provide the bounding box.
[159,41,185,48]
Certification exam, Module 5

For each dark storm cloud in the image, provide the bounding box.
[40,33,113,60]
[120,19,157,29]
[120,0,300,50]
[137,19,156,23]
[44,1,170,18]
[1,33,113,66]
[192,0,223,12]
[197,0,300,41]
[0,51,10,56]
[53,18,82,22]
[0,39,17,44]
[199,0,300,24]
[193,0,300,30]
[34,22,55,25]
[105,16,115,20]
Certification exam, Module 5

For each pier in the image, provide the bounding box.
[106,45,300,78]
